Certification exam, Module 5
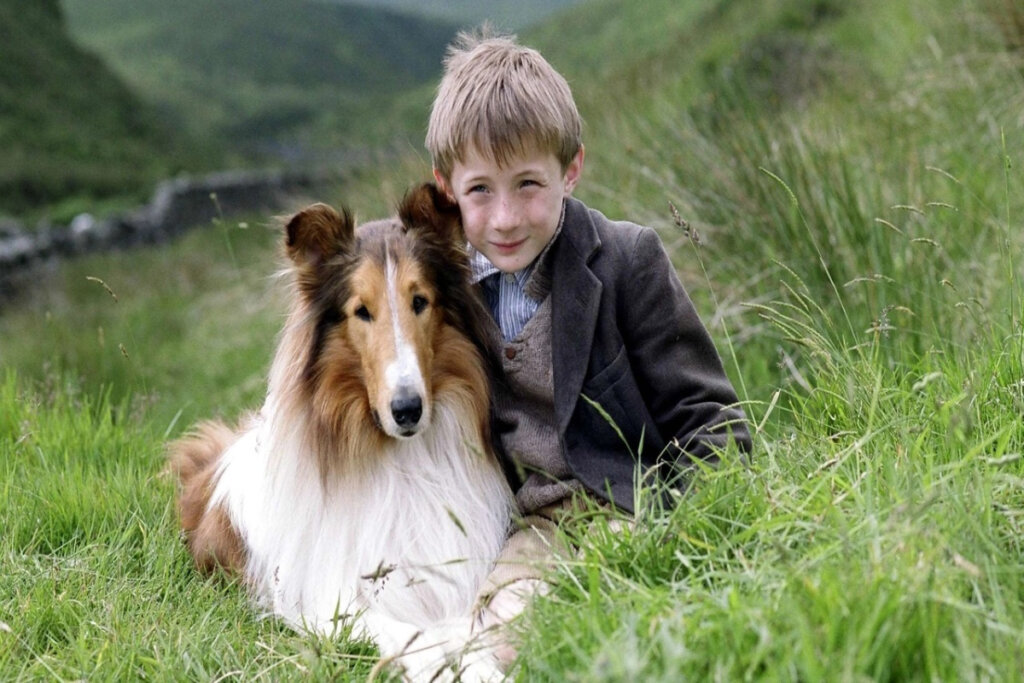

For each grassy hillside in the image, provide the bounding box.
[530,0,1022,365]
[61,0,458,162]
[529,0,1003,197]
[0,0,203,221]
[3,0,1024,679]
[336,0,585,30]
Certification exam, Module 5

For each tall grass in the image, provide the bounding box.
[584,0,1022,381]
[0,212,287,430]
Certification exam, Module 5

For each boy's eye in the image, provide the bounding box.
[468,184,488,193]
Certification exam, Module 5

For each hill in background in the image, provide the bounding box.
[61,0,459,165]
[6,0,587,223]
[334,0,585,30]
[0,0,202,221]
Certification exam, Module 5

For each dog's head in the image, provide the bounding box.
[283,183,471,442]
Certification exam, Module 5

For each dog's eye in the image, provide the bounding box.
[411,295,429,315]
[354,305,372,322]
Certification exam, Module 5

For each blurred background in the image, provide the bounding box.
[0,0,582,224]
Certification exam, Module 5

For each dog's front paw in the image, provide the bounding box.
[394,653,503,683]
[386,619,504,682]
[452,644,504,682]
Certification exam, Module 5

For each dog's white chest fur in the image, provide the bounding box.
[209,398,512,633]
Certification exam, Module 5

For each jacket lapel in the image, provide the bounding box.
[551,198,602,434]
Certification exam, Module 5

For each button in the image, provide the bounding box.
[504,347,517,360]
[504,273,515,284]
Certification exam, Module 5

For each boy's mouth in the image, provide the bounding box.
[492,238,526,253]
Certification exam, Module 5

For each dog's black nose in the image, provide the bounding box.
[391,395,423,429]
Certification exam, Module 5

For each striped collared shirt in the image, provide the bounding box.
[469,202,564,341]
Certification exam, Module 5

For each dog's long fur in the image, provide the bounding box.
[168,183,513,679]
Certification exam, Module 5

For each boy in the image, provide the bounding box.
[425,31,752,659]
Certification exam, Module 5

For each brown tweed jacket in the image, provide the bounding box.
[518,196,752,513]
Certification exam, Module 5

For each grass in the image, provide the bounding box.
[0,211,283,432]
[340,0,585,30]
[2,0,1024,679]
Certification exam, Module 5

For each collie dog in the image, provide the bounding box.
[169,183,514,680]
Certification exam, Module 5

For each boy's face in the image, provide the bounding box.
[435,145,584,273]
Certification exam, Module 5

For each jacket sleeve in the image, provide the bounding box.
[618,227,752,465]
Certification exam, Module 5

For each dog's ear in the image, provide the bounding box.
[284,203,354,268]
[398,183,462,245]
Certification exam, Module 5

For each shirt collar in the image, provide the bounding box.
[469,247,501,284]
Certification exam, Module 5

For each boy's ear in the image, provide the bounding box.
[398,182,462,245]
[563,145,585,195]
[284,203,355,269]
[432,168,454,200]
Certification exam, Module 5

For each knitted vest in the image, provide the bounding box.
[488,271,581,514]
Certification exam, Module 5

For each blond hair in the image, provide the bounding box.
[426,30,582,179]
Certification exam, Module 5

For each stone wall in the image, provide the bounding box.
[0,169,325,299]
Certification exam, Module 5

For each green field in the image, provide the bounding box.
[2,0,1023,679]
[333,0,585,30]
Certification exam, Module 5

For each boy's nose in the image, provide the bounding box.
[491,197,519,231]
